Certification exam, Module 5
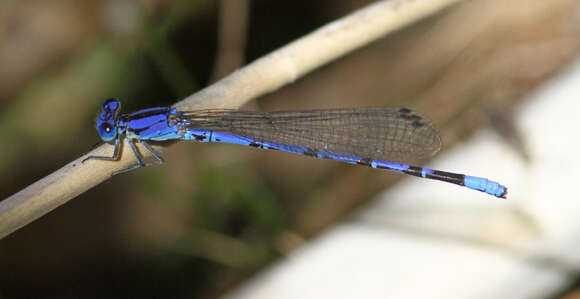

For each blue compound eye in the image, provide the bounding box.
[102,98,121,119]
[95,98,121,142]
[97,122,116,142]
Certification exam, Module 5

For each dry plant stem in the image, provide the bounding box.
[0,0,464,239]
[210,0,250,81]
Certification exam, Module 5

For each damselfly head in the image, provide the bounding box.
[96,98,121,142]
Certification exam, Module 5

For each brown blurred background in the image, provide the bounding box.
[1,0,579,298]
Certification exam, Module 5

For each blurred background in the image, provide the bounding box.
[1,0,579,298]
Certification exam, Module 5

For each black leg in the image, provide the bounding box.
[111,140,165,176]
[82,137,121,163]
[111,139,146,175]
[140,141,165,165]
[84,137,165,176]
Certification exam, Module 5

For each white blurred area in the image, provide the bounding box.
[225,57,580,299]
